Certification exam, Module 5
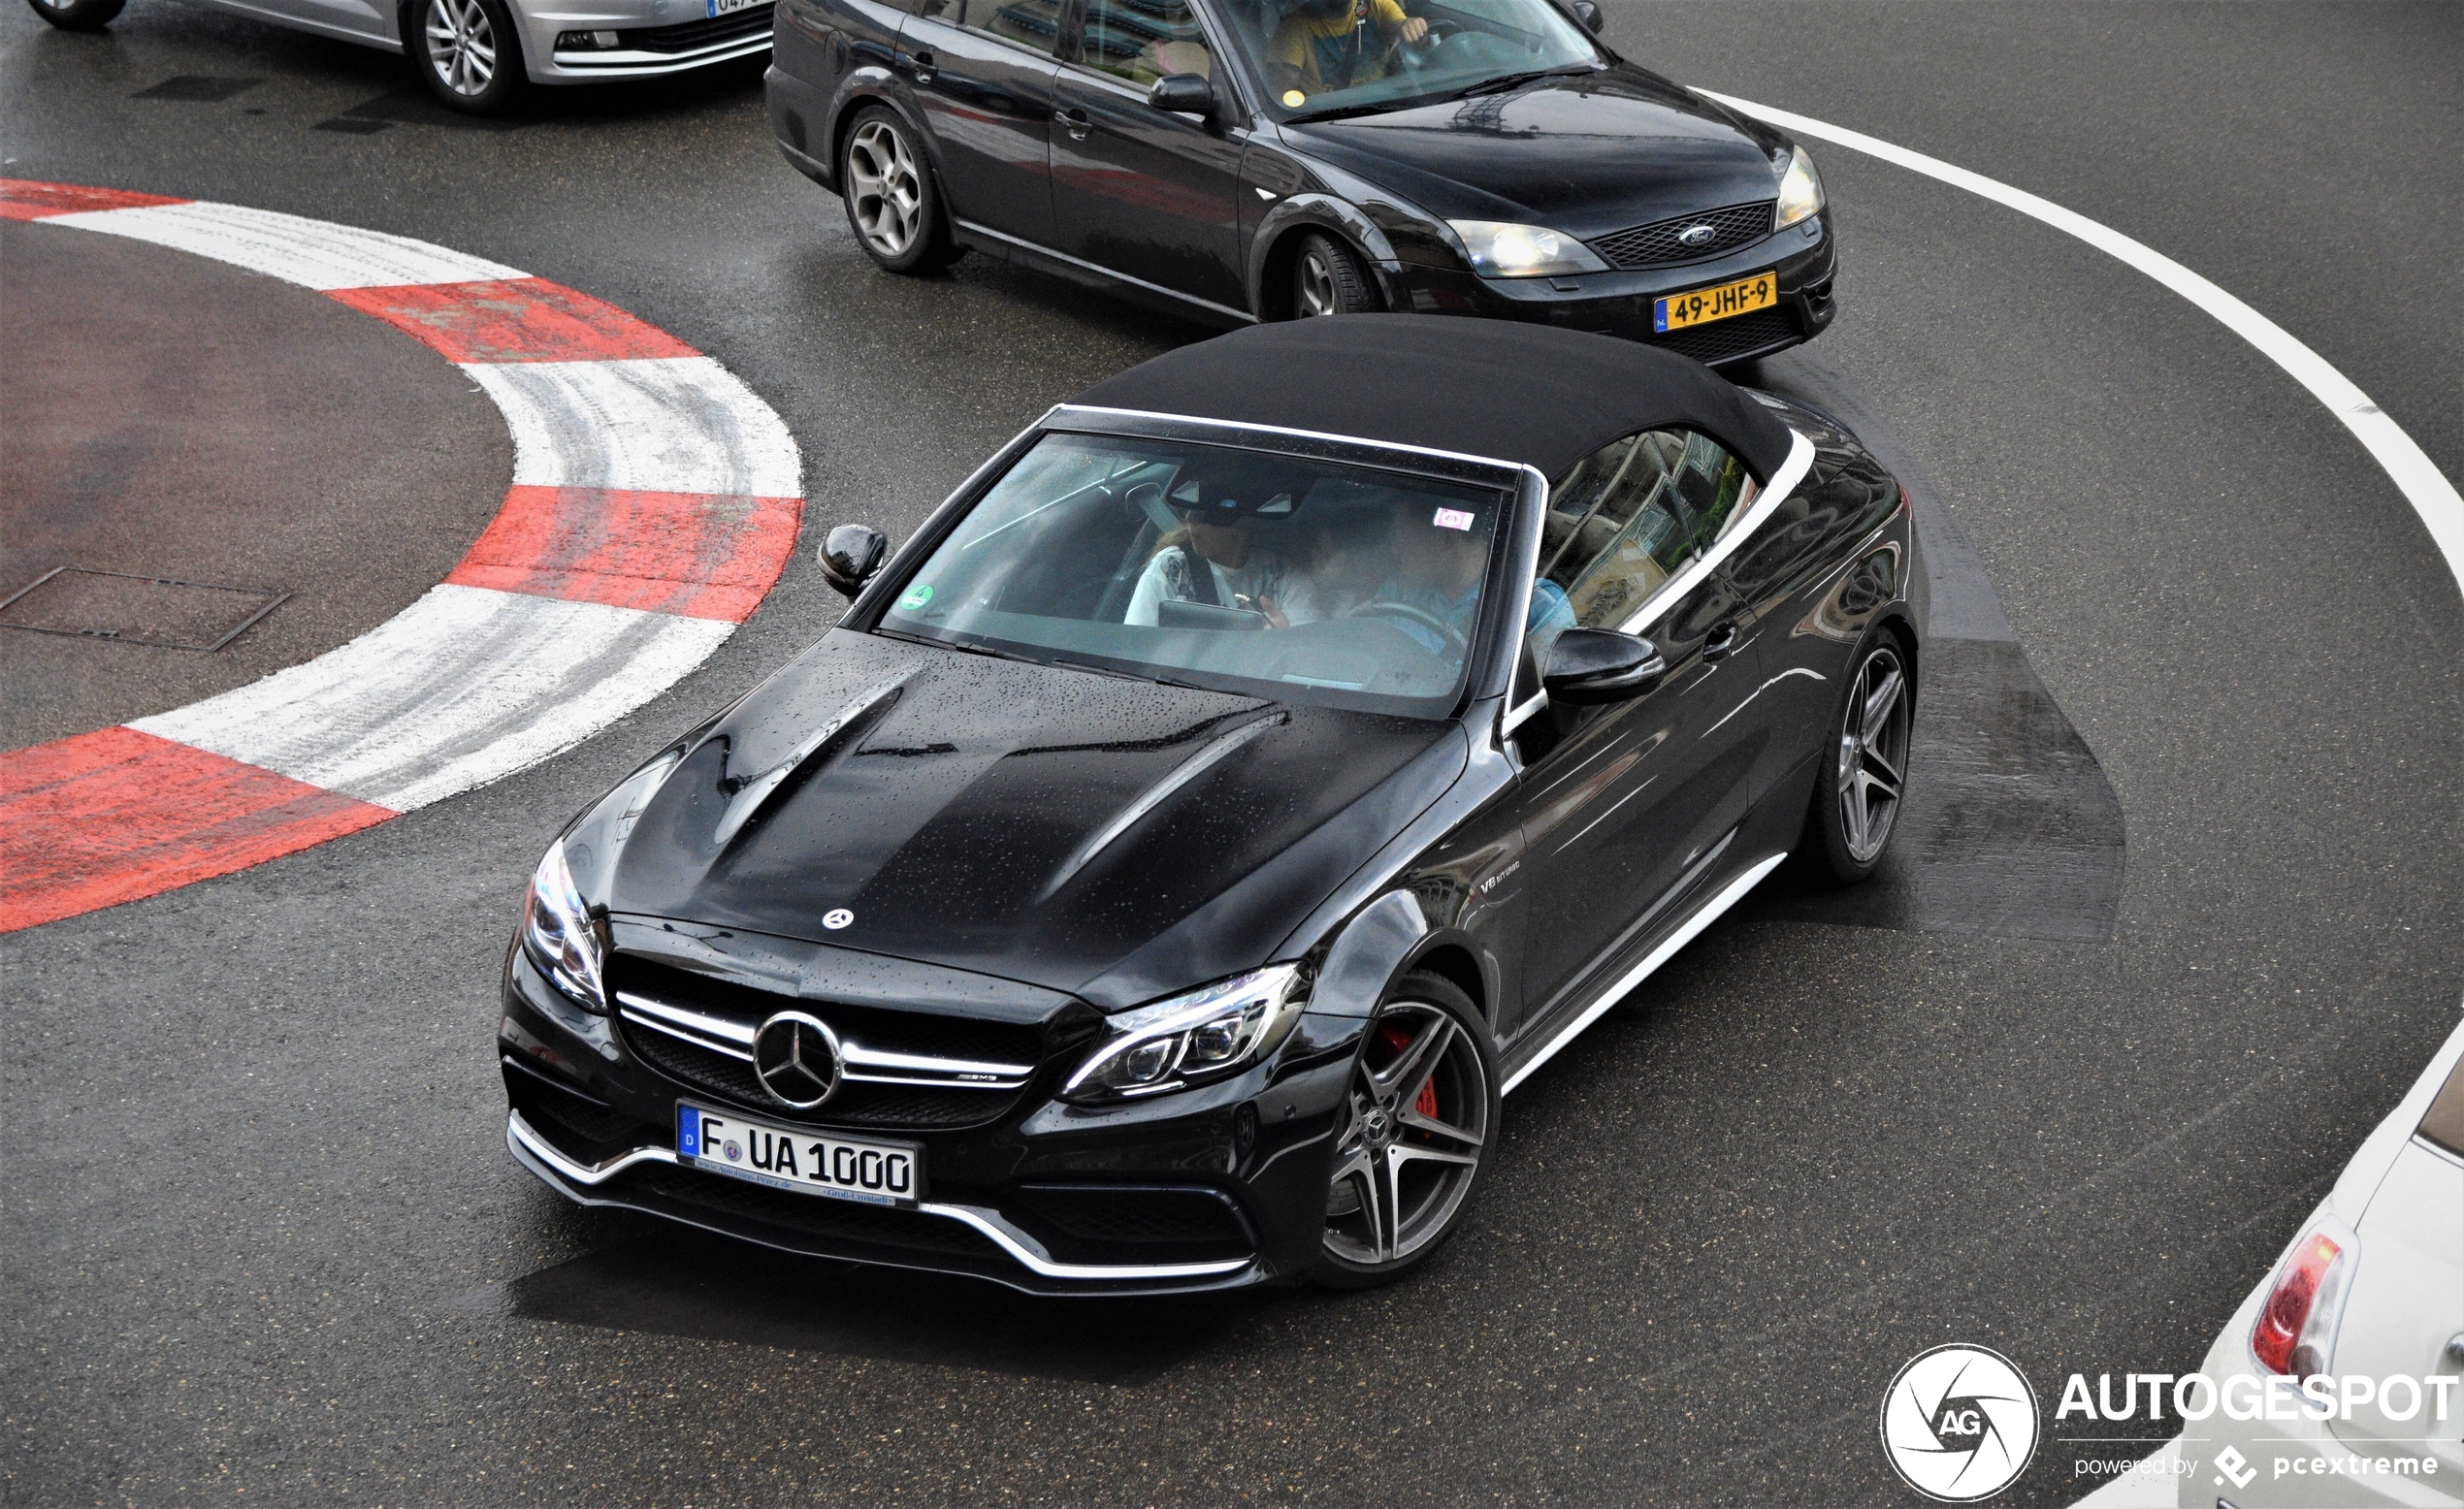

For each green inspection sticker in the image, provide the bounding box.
[897,583,933,611]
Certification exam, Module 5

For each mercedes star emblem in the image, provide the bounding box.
[752,1011,844,1109]
[1676,222,1718,247]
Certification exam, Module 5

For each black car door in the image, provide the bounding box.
[1505,429,1773,1038]
[898,0,1070,245]
[1047,0,1249,314]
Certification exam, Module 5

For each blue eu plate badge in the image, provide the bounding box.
[677,1104,703,1158]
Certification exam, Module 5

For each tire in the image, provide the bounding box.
[1291,231,1378,318]
[1311,969,1498,1289]
[25,0,126,30]
[839,107,959,273]
[408,0,527,116]
[1802,629,1915,884]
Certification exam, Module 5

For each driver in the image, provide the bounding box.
[1269,0,1428,94]
[1124,460,1302,627]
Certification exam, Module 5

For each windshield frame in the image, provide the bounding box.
[843,405,1548,723]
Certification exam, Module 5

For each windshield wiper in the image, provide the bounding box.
[1453,62,1599,99]
[1284,99,1413,124]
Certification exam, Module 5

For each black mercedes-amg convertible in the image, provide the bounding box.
[500,317,1920,1292]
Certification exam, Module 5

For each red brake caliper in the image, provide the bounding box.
[1378,1022,1442,1121]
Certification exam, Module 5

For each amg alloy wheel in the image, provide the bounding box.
[414,0,524,113]
[1316,973,1495,1287]
[1808,635,1913,882]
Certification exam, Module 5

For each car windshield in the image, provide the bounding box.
[1220,0,1602,121]
[878,433,1508,718]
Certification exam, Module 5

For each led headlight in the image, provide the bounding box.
[1774,145,1825,230]
[1445,220,1610,279]
[1063,964,1310,1103]
[522,841,607,1011]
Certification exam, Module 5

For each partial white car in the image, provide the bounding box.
[2188,1011,2464,1508]
[24,0,769,114]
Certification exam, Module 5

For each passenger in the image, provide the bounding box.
[1268,0,1427,94]
[1350,505,1573,655]
[1124,466,1299,627]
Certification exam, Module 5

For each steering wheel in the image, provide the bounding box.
[1347,598,1466,653]
[1385,24,1440,72]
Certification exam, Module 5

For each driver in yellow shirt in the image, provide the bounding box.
[1270,0,1428,93]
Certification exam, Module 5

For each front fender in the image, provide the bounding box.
[1247,193,1409,313]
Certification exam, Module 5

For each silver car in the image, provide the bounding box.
[24,0,769,113]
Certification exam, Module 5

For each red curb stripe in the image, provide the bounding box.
[0,728,395,934]
[326,277,701,364]
[441,485,803,622]
[0,178,188,222]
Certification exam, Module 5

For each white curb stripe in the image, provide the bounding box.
[466,357,803,498]
[1702,90,2464,595]
[47,200,527,291]
[132,586,735,813]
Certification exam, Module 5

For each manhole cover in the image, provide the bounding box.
[0,568,289,651]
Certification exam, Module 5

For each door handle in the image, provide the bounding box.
[906,48,934,81]
[1056,106,1090,140]
[1702,622,1742,660]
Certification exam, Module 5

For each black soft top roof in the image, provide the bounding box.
[1065,315,1797,484]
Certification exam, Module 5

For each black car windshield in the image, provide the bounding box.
[878,433,1509,718]
[1223,0,1602,121]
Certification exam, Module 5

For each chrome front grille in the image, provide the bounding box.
[1588,200,1777,270]
[609,963,1045,1131]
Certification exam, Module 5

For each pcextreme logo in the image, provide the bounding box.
[1880,1345,2042,1502]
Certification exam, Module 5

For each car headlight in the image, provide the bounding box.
[1445,220,1610,278]
[1774,145,1825,229]
[522,841,607,1011]
[1062,964,1310,1103]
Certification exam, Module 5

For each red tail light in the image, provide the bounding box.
[2251,1231,2349,1376]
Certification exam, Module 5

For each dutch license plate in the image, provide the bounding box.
[678,1103,924,1207]
[1654,271,1776,334]
[705,0,760,16]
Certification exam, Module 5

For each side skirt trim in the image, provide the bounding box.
[1499,851,1788,1096]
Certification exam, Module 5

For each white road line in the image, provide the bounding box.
[132,585,734,813]
[45,200,525,290]
[1698,95,2464,1509]
[1702,90,2464,597]
[465,357,803,497]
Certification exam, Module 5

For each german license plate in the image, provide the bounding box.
[1654,271,1776,333]
[705,0,759,16]
[677,1103,923,1207]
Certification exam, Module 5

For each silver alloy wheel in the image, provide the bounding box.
[846,119,924,259]
[1323,1000,1487,1267]
[1835,642,1912,863]
[1296,247,1339,316]
[423,0,498,96]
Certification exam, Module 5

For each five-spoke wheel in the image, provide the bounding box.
[1806,633,1914,881]
[1316,973,1494,1286]
[840,109,958,273]
[1292,231,1378,318]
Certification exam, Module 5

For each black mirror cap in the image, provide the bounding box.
[820,524,889,599]
[1542,626,1666,704]
[1148,72,1215,116]
[1572,0,1603,29]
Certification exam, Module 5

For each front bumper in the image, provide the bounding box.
[517,0,770,82]
[1380,210,1837,368]
[498,947,1363,1296]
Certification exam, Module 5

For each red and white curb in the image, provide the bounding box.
[0,179,803,934]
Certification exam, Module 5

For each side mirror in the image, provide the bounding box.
[819,524,888,599]
[1148,73,1216,117]
[1571,0,1603,30]
[1542,627,1665,704]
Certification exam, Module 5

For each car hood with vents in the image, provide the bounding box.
[579,629,1468,1012]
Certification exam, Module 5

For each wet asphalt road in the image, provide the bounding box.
[3,4,2461,1506]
